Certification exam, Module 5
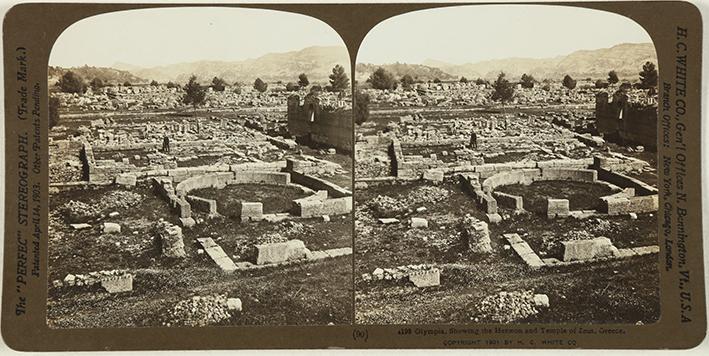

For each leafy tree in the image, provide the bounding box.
[328,64,350,92]
[354,90,370,125]
[253,78,268,93]
[639,61,658,90]
[49,97,61,128]
[595,79,609,89]
[166,81,179,89]
[298,73,309,88]
[520,73,535,89]
[475,78,487,85]
[459,76,469,83]
[608,70,619,84]
[90,78,104,92]
[562,74,577,90]
[123,81,132,87]
[58,71,87,94]
[400,74,415,90]
[211,77,227,92]
[433,78,441,84]
[182,75,206,108]
[150,80,159,86]
[285,82,300,91]
[490,72,514,103]
[367,67,397,90]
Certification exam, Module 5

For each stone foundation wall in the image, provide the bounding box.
[287,95,352,152]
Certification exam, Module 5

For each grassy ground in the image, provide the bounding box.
[47,183,352,327]
[355,180,659,324]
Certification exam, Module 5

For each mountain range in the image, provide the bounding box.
[356,43,657,82]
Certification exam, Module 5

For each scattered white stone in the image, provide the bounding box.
[416,207,427,213]
[629,213,638,220]
[533,294,550,308]
[102,222,121,234]
[226,298,242,312]
[322,215,331,222]
[70,223,91,230]
[378,218,399,225]
[108,211,120,218]
[410,217,428,228]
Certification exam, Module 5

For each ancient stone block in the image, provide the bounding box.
[254,239,310,265]
[156,221,186,258]
[236,201,263,222]
[101,274,133,293]
[179,217,196,228]
[411,217,428,228]
[462,215,492,253]
[533,294,550,308]
[70,223,91,230]
[408,268,440,288]
[485,213,502,224]
[115,173,137,187]
[102,222,121,234]
[422,169,444,183]
[561,237,618,262]
[547,198,570,219]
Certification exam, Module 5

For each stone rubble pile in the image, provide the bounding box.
[162,294,241,327]
[52,269,134,293]
[470,290,549,323]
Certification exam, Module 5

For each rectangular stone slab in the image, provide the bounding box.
[197,238,237,272]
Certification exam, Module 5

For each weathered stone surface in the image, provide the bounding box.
[102,222,121,234]
[561,237,618,262]
[378,218,399,224]
[462,215,492,253]
[533,294,550,308]
[226,298,242,312]
[485,213,502,224]
[156,221,186,258]
[197,238,237,272]
[547,198,570,219]
[254,239,310,265]
[70,223,91,230]
[410,217,428,228]
[408,268,440,288]
[422,169,444,183]
[236,201,263,222]
[101,274,133,293]
[179,217,196,228]
[115,173,137,187]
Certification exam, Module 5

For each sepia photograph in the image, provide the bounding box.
[354,5,660,324]
[46,7,353,328]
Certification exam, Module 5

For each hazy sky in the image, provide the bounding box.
[357,5,653,65]
[50,7,346,68]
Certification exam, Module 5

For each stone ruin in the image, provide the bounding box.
[461,215,492,253]
[287,94,353,152]
[362,264,441,288]
[52,269,134,294]
[155,220,186,258]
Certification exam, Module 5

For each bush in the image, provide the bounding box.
[562,74,577,90]
[608,70,619,84]
[285,82,299,91]
[211,77,227,92]
[520,74,535,89]
[182,75,206,107]
[368,67,397,90]
[253,78,268,93]
[90,78,104,92]
[58,71,87,94]
[123,81,132,87]
[491,72,514,103]
[150,80,159,86]
[595,79,609,89]
[328,64,350,92]
[400,74,415,90]
[639,61,658,90]
[298,73,309,88]
[460,76,469,83]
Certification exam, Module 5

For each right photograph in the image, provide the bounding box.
[354,5,660,324]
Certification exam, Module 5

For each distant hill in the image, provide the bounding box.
[355,62,456,83]
[422,43,657,81]
[125,46,350,84]
[48,65,146,85]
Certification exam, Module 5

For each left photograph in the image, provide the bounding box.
[47,7,353,327]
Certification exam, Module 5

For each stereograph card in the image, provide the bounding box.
[1,0,706,351]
